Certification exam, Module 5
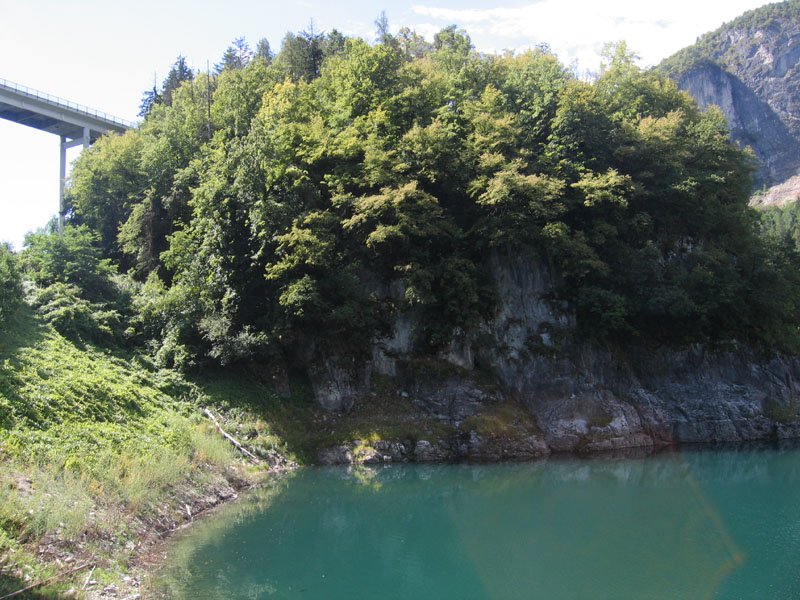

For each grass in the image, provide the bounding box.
[0,301,548,597]
[764,396,800,424]
[191,368,454,464]
[0,311,277,599]
[460,398,542,438]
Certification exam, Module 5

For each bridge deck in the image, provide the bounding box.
[0,77,133,141]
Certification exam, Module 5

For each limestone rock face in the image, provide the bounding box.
[677,63,799,187]
[662,2,800,189]
[307,354,371,413]
[413,440,448,462]
[751,172,800,207]
[477,251,800,451]
[396,362,500,422]
[317,445,353,466]
[312,246,800,464]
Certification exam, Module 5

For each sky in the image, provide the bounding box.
[0,0,776,250]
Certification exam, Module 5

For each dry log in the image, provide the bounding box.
[203,409,260,464]
[81,565,96,591]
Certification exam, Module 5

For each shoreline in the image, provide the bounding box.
[79,462,298,600]
[4,399,799,600]
[125,437,800,599]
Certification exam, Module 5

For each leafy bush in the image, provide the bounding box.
[0,243,22,326]
[21,223,117,302]
[19,223,135,346]
[26,282,123,344]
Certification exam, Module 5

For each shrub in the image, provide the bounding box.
[0,243,22,326]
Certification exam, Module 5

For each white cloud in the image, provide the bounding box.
[411,0,773,72]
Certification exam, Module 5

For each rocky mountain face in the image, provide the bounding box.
[310,248,800,464]
[660,1,800,191]
[304,5,800,464]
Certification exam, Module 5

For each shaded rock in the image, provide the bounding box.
[247,358,291,398]
[413,440,447,462]
[465,430,550,462]
[308,245,800,459]
[317,445,353,465]
[307,355,371,413]
[373,440,411,462]
[400,370,499,422]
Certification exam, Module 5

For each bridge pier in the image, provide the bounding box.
[59,126,90,232]
[0,77,132,234]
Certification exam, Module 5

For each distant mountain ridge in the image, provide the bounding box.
[659,0,800,198]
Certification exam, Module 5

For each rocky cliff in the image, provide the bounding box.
[310,248,800,464]
[660,1,800,190]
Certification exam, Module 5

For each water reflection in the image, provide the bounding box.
[155,445,800,599]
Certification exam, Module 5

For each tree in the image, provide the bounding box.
[374,11,395,46]
[278,25,325,82]
[67,130,146,266]
[397,27,431,59]
[138,79,160,118]
[255,37,273,65]
[21,223,117,302]
[68,23,800,364]
[215,37,253,73]
[160,56,194,107]
[433,25,472,55]
[0,243,22,327]
[139,56,195,117]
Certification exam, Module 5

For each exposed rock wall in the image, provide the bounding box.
[663,3,800,189]
[312,248,800,463]
[678,63,799,187]
[750,172,800,207]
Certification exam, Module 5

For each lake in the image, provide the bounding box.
[155,444,800,599]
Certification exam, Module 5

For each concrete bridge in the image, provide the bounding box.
[0,77,134,230]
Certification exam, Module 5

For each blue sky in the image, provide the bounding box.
[0,0,774,249]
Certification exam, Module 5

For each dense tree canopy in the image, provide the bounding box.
[65,26,800,368]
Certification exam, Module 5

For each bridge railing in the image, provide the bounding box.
[0,77,135,129]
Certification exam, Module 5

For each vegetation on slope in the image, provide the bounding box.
[4,16,800,597]
[659,0,800,79]
[0,228,297,598]
[0,219,481,598]
[67,27,800,366]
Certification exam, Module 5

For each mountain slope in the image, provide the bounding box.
[660,0,800,190]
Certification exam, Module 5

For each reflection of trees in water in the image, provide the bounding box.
[156,446,800,599]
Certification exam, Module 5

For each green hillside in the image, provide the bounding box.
[4,17,800,597]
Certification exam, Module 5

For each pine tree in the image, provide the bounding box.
[215,38,253,73]
[161,56,194,107]
[255,37,273,65]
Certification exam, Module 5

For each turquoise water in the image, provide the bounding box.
[156,445,800,599]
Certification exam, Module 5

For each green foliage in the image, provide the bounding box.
[0,243,22,327]
[27,282,123,344]
[21,223,116,301]
[658,1,800,78]
[139,55,195,117]
[66,130,146,264]
[19,224,132,345]
[215,37,252,73]
[760,201,800,249]
[0,312,272,595]
[65,23,800,363]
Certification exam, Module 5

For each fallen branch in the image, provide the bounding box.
[203,409,260,464]
[81,565,96,591]
[0,562,91,600]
